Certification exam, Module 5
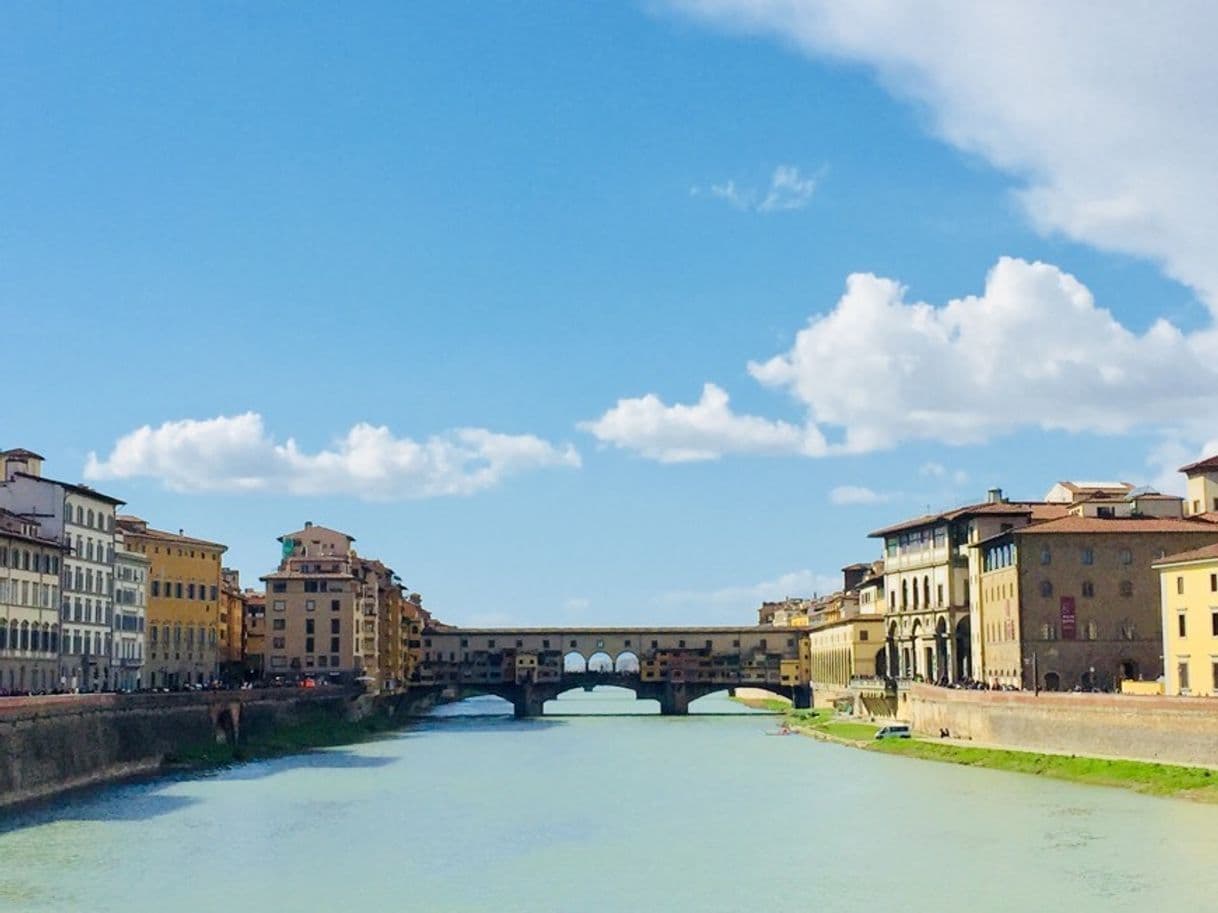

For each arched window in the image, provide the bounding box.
[923,576,931,607]
[1119,580,1133,597]
[0,624,6,650]
[174,624,182,644]
[1040,580,1053,598]
[86,509,94,528]
[901,580,909,610]
[19,621,29,651]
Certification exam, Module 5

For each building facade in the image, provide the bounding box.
[112,528,148,690]
[219,568,246,681]
[0,509,66,692]
[261,523,367,682]
[1180,455,1218,519]
[874,490,1063,685]
[117,517,226,688]
[0,448,124,691]
[243,590,266,679]
[975,516,1218,691]
[1154,543,1218,696]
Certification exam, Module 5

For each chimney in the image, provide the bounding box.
[987,487,1004,504]
[304,520,313,528]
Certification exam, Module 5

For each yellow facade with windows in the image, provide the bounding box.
[806,616,886,688]
[117,517,226,688]
[1155,543,1218,696]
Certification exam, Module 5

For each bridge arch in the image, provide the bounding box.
[563,651,588,673]
[614,651,639,673]
[587,651,613,673]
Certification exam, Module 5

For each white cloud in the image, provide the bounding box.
[582,257,1218,460]
[693,164,816,213]
[666,0,1218,311]
[919,462,947,479]
[578,381,823,462]
[85,412,581,500]
[828,485,888,506]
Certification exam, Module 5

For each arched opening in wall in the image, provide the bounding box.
[934,617,949,685]
[1043,671,1061,692]
[547,684,645,715]
[691,687,787,714]
[1080,669,1096,691]
[429,693,515,718]
[563,651,588,673]
[954,616,971,680]
[873,646,888,677]
[614,651,640,673]
[1119,659,1139,682]
[586,651,612,673]
[214,707,237,746]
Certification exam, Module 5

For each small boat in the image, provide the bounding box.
[763,727,793,736]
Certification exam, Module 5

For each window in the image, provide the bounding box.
[1119,548,1132,565]
[188,583,196,599]
[1211,659,1218,692]
[1179,613,1188,637]
[305,599,315,612]
[1178,660,1190,692]
[175,582,183,599]
[305,637,314,653]
[330,637,340,653]
[272,637,285,649]
[210,586,217,601]
[1040,547,1051,565]
[1040,580,1053,598]
[936,583,944,606]
[272,619,285,631]
[1081,548,1094,565]
[1211,573,1217,593]
[1119,580,1133,597]
[331,619,340,634]
[306,619,315,634]
[860,630,869,641]
[330,599,340,611]
[1212,609,1218,637]
[271,581,287,593]
[1081,581,1094,598]
[1178,576,1185,595]
[273,599,286,612]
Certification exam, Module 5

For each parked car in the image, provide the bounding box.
[874,723,912,740]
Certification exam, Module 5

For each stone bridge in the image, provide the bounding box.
[416,626,809,717]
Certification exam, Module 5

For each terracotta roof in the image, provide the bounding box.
[1013,516,1218,535]
[1153,542,1218,566]
[115,516,226,550]
[868,500,1042,537]
[1179,454,1218,475]
[1194,512,1218,524]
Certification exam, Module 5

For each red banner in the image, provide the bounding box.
[1060,596,1077,640]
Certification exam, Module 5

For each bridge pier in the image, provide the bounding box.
[792,684,812,710]
[659,682,690,716]
[512,686,546,719]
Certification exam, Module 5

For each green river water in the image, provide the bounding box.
[1,688,1216,913]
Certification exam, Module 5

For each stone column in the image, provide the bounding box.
[659,682,689,716]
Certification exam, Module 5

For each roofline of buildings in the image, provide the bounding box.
[11,471,126,506]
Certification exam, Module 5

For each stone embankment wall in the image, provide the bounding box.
[907,683,1218,767]
[0,689,360,809]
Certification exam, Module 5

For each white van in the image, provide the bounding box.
[874,723,911,740]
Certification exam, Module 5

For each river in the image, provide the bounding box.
[2,688,1216,913]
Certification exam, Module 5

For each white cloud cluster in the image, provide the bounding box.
[828,485,888,506]
[579,381,823,462]
[667,0,1218,311]
[85,413,580,500]
[694,164,816,213]
[582,258,1218,460]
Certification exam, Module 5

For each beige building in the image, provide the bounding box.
[261,523,374,683]
[112,528,149,691]
[219,568,246,680]
[805,563,887,692]
[243,590,266,679]
[1180,455,1218,520]
[874,489,1064,685]
[0,509,66,693]
[1154,543,1218,696]
[974,516,1218,691]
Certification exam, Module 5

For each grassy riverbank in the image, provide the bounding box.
[783,710,1218,801]
[164,710,406,769]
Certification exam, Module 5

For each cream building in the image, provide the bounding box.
[0,509,65,692]
[874,489,1063,685]
[1180,455,1218,519]
[1154,542,1218,696]
[0,449,124,691]
[112,528,148,690]
[805,562,886,694]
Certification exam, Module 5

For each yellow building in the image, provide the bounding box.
[220,568,246,680]
[117,516,226,688]
[1155,542,1218,696]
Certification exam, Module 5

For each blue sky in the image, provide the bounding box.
[3,2,1215,626]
